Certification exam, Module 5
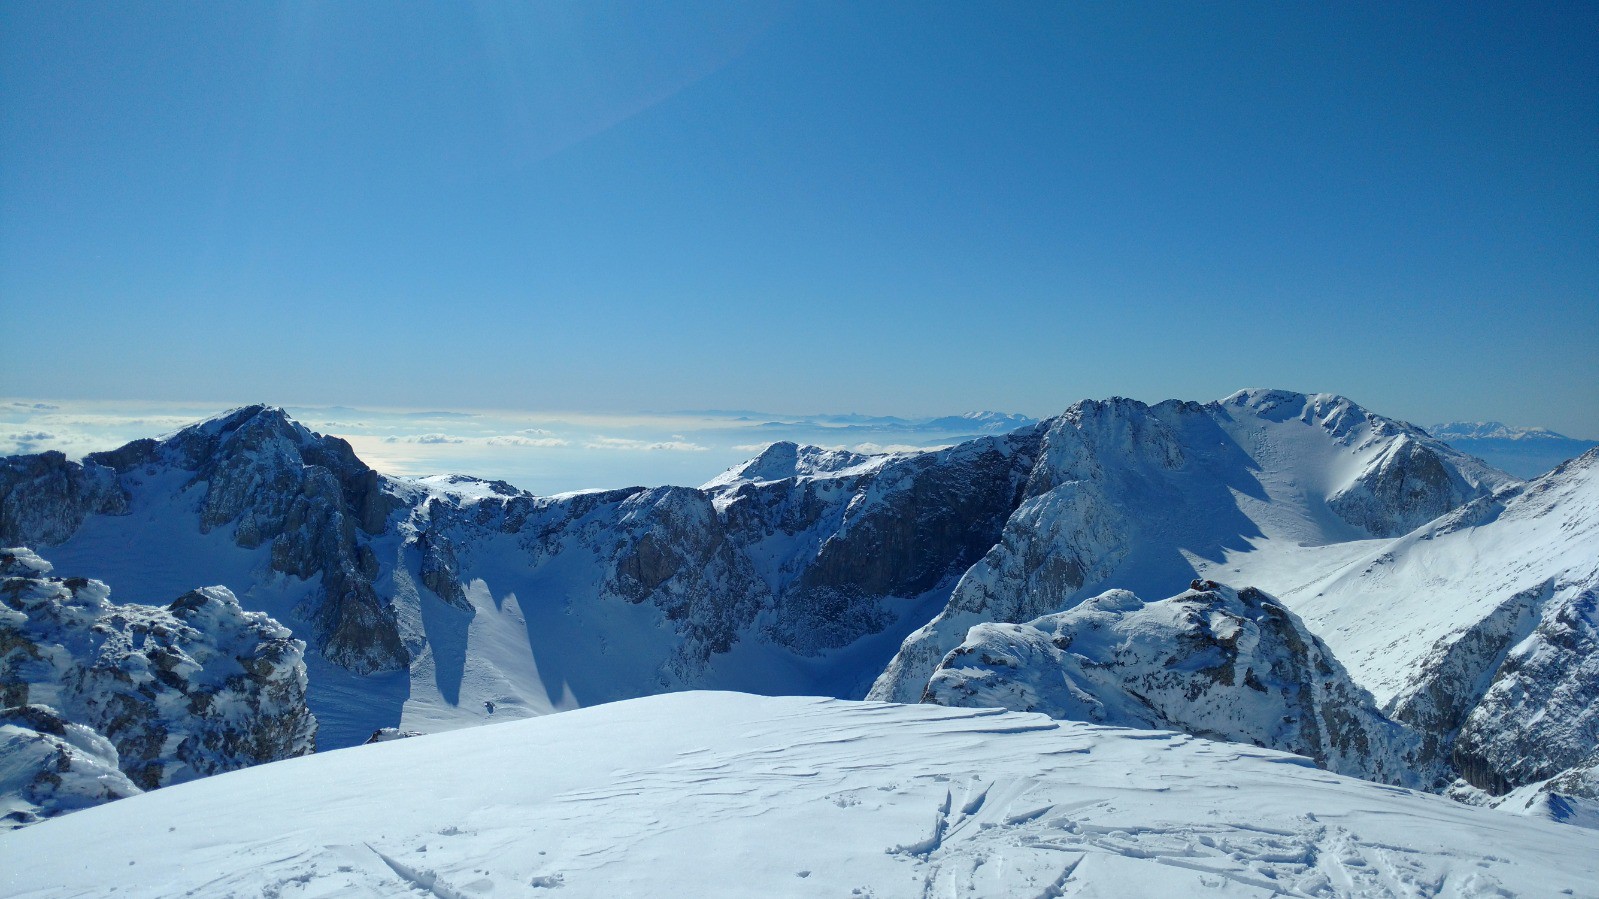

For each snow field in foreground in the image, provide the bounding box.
[1,692,1594,898]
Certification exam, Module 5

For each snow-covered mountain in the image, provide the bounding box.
[1263,448,1599,814]
[1,547,313,828]
[3,692,1595,898]
[1430,421,1598,479]
[892,445,1597,823]
[9,388,1590,834]
[871,389,1512,704]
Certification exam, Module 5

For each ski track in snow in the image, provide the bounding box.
[1,694,1593,898]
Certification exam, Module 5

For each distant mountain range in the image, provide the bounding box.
[1430,421,1597,478]
[2,388,1595,842]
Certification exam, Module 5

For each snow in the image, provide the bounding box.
[1248,451,1599,707]
[2,692,1594,898]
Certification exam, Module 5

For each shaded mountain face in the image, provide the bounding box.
[921,583,1435,788]
[0,547,314,824]
[0,392,1514,759]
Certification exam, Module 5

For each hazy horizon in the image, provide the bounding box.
[6,389,1594,495]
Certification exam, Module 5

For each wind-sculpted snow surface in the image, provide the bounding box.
[871,390,1510,703]
[0,547,315,807]
[922,583,1434,787]
[2,693,1593,898]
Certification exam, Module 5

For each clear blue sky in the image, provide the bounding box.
[3,2,1596,436]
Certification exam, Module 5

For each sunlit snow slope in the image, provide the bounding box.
[2,693,1594,899]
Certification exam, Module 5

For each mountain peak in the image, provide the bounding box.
[702,441,884,490]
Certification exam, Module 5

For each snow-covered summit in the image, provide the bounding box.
[871,390,1514,705]
[921,410,1038,432]
[700,440,895,489]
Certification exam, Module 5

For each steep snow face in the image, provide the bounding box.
[0,704,142,831]
[921,583,1432,787]
[871,391,1511,702]
[4,693,1594,898]
[0,548,315,800]
[1279,449,1599,798]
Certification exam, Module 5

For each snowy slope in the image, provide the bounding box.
[1236,449,1599,800]
[2,692,1594,899]
[871,390,1513,703]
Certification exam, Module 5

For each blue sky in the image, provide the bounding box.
[3,2,1596,438]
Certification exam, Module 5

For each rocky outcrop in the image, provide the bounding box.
[0,547,316,798]
[1452,585,1598,794]
[0,451,128,547]
[415,519,469,611]
[0,703,143,831]
[922,582,1434,786]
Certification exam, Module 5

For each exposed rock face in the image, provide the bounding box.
[0,452,128,547]
[922,583,1433,787]
[1451,585,1598,794]
[1327,433,1477,537]
[2,406,408,674]
[0,547,316,797]
[1388,582,1549,785]
[0,703,142,831]
[415,519,469,611]
[420,432,1042,686]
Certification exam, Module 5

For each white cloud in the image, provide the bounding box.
[485,435,569,447]
[584,437,709,452]
[383,433,570,448]
[385,433,465,445]
[849,442,947,455]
